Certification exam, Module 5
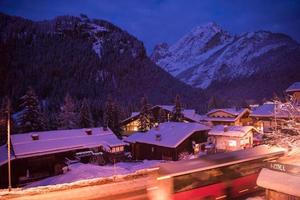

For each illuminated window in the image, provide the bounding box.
[228,140,237,147]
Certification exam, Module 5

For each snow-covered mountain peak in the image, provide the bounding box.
[191,22,223,36]
[151,23,300,89]
[151,22,233,77]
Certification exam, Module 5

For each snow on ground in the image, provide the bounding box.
[246,197,265,200]
[25,160,162,188]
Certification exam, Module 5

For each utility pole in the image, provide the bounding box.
[7,99,11,191]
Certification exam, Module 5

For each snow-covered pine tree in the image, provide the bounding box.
[158,108,167,124]
[103,96,121,135]
[59,94,78,129]
[104,96,114,130]
[138,96,153,132]
[171,94,184,122]
[79,98,94,128]
[208,95,218,111]
[19,87,45,133]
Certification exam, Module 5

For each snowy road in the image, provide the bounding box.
[1,176,151,200]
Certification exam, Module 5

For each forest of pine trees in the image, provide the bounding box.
[0,84,196,138]
[19,87,45,133]
[103,96,121,137]
[171,95,184,122]
[138,96,154,132]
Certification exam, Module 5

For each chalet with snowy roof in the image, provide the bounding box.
[207,125,256,152]
[120,105,202,135]
[257,150,300,199]
[250,102,300,133]
[0,127,125,188]
[125,122,210,161]
[204,108,252,126]
[286,82,300,102]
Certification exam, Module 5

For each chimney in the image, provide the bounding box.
[85,129,92,135]
[31,133,39,140]
[223,125,228,132]
[155,134,161,141]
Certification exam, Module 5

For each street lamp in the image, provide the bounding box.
[7,99,11,191]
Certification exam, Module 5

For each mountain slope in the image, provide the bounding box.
[151,23,300,103]
[0,13,206,123]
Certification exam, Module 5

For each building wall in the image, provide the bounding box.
[208,111,235,118]
[292,91,300,103]
[122,119,140,135]
[266,189,300,200]
[212,131,253,152]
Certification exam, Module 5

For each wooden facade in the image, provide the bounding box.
[206,108,252,126]
[120,105,197,135]
[0,127,126,188]
[207,126,255,152]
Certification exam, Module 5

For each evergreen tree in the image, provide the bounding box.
[158,108,167,124]
[138,96,153,132]
[79,98,94,128]
[103,96,120,135]
[112,102,121,135]
[59,94,78,129]
[19,87,45,133]
[104,96,114,130]
[171,95,184,122]
[208,95,218,111]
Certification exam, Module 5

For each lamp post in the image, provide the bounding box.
[7,99,11,191]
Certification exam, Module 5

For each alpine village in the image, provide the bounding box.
[1,5,300,200]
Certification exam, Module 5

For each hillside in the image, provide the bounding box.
[0,13,206,126]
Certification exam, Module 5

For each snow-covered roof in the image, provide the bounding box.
[203,117,236,122]
[207,108,247,116]
[0,144,15,166]
[250,102,275,117]
[125,122,210,148]
[257,168,300,197]
[208,125,256,137]
[250,102,297,118]
[10,127,125,159]
[205,108,250,122]
[155,105,198,121]
[130,112,139,118]
[286,82,300,93]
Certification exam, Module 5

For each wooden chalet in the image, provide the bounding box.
[0,127,125,188]
[120,105,202,135]
[250,102,300,133]
[286,82,300,103]
[207,125,256,152]
[204,108,252,126]
[125,122,210,161]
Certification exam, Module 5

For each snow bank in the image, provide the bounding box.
[0,160,161,196]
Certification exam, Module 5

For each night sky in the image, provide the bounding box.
[0,0,300,53]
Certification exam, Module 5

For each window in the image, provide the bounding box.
[228,140,237,147]
[173,159,266,193]
[111,146,124,153]
[174,168,223,193]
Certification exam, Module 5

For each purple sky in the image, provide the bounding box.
[1,0,300,53]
